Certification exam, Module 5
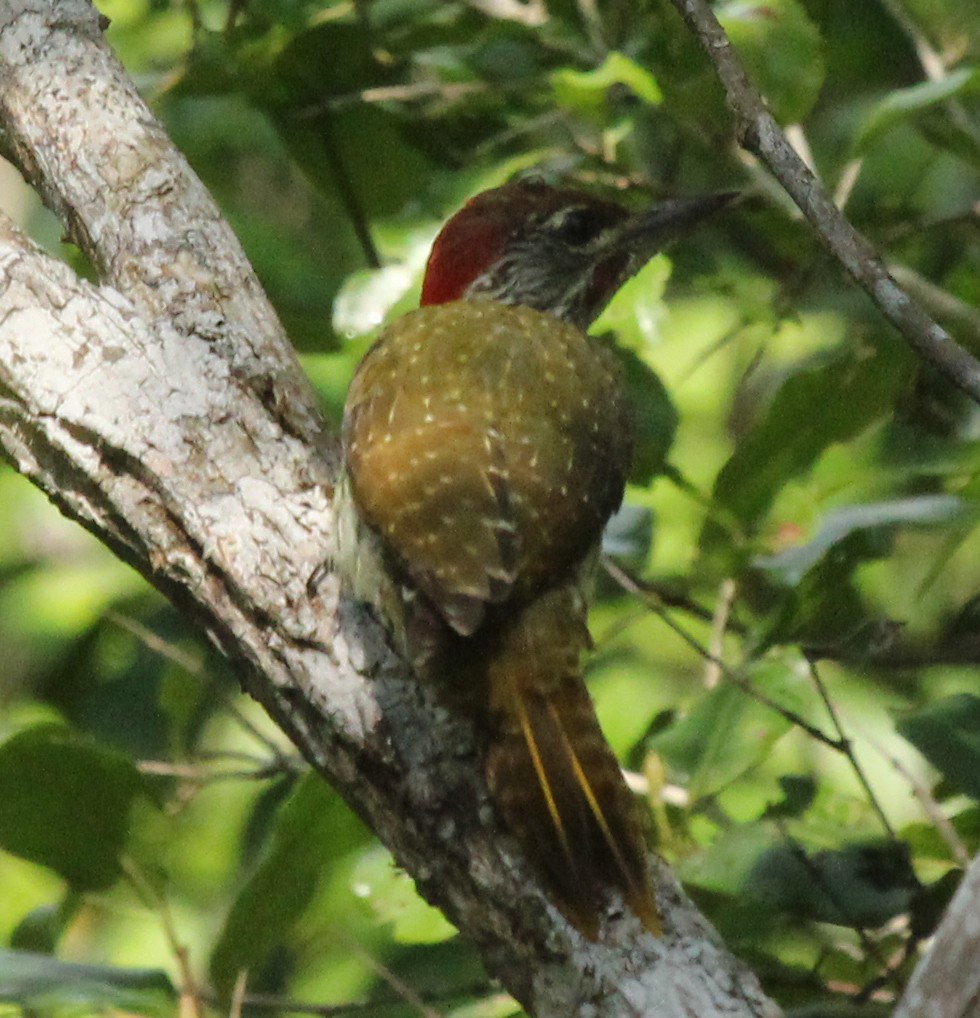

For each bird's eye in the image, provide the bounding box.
[550,207,604,246]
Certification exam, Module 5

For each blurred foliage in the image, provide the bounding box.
[1,0,979,1015]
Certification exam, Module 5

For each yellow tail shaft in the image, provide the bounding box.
[480,587,659,939]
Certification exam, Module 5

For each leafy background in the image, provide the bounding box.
[1,0,979,1015]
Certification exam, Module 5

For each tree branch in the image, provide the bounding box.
[892,850,980,1018]
[0,2,780,1015]
[665,1,980,1011]
[668,0,980,404]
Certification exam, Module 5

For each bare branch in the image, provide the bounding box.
[893,851,980,1018]
[668,0,980,404]
[665,1,980,1007]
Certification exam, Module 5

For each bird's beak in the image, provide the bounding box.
[582,191,737,325]
[618,191,738,254]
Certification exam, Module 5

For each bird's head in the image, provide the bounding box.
[420,179,734,329]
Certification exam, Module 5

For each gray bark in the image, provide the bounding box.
[669,0,980,405]
[892,851,980,1018]
[0,2,786,1015]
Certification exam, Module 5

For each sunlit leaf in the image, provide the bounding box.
[448,992,524,1017]
[552,51,662,116]
[855,67,980,151]
[647,659,806,798]
[351,844,457,945]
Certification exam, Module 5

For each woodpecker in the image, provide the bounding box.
[339,179,731,938]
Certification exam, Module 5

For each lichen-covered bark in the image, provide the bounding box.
[0,2,786,1015]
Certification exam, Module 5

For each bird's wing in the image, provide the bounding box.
[343,302,632,635]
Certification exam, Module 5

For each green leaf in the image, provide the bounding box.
[209,771,370,994]
[351,845,457,945]
[750,528,885,654]
[610,345,678,485]
[9,900,78,956]
[717,0,825,123]
[762,774,817,819]
[680,822,776,895]
[448,995,524,1018]
[0,949,174,1017]
[856,67,980,151]
[647,660,803,798]
[702,342,909,557]
[897,694,980,801]
[744,840,918,928]
[0,726,143,891]
[552,51,662,116]
[910,869,961,939]
[755,495,965,586]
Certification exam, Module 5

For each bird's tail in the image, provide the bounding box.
[480,586,659,939]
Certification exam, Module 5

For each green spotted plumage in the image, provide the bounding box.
[343,301,631,632]
[340,180,733,937]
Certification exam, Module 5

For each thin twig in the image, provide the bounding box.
[668,0,980,405]
[121,858,204,1018]
[105,609,203,674]
[223,0,248,33]
[860,727,971,868]
[832,158,864,212]
[183,0,202,34]
[878,0,979,149]
[345,939,444,1018]
[298,81,486,115]
[282,113,380,270]
[105,610,293,763]
[771,823,901,992]
[804,660,895,838]
[230,970,248,1018]
[888,264,980,346]
[879,0,948,80]
[574,0,606,51]
[602,556,840,748]
[704,578,737,689]
[462,0,547,26]
[136,758,288,783]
